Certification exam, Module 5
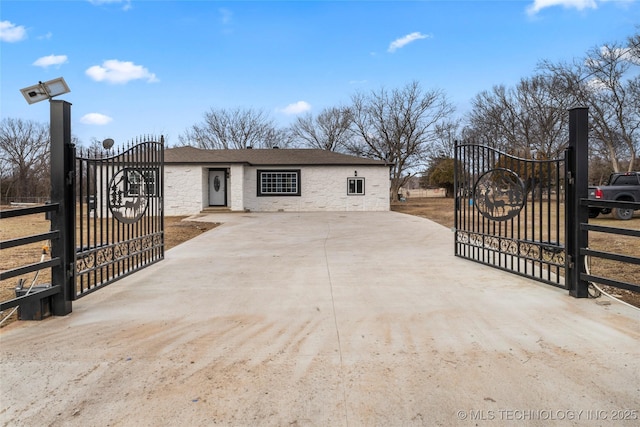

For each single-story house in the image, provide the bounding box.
[163,146,391,215]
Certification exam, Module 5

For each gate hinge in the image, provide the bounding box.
[67,262,75,278]
[567,171,575,186]
[567,255,574,269]
[66,171,75,186]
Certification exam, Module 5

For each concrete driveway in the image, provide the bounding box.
[1,212,638,426]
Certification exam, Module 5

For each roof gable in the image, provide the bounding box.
[164,147,389,166]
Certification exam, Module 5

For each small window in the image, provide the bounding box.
[142,169,158,196]
[125,168,158,197]
[348,177,365,195]
[257,170,301,196]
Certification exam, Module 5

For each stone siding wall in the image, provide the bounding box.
[164,164,390,214]
[165,165,204,215]
[244,165,389,212]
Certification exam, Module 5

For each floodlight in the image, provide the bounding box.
[20,77,71,104]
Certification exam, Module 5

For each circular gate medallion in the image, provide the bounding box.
[108,169,148,224]
[473,168,526,221]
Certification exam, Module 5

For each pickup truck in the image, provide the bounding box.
[588,172,640,220]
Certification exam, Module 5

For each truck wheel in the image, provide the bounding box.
[612,207,634,220]
[588,208,600,218]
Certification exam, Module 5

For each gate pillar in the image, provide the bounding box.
[49,100,75,315]
[566,107,589,298]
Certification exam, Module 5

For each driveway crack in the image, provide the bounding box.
[324,224,349,427]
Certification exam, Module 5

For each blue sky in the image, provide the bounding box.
[1,0,638,148]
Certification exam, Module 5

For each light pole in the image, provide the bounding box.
[19,77,70,105]
[19,77,74,315]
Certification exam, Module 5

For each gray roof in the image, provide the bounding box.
[164,146,389,166]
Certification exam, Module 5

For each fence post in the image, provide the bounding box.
[566,107,589,298]
[453,140,459,255]
[49,100,75,315]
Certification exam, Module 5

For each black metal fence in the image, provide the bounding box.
[0,204,63,319]
[1,107,165,322]
[455,107,639,298]
[1,101,75,318]
[75,138,164,298]
[454,143,566,288]
[580,199,640,294]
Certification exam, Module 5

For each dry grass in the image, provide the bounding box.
[392,197,640,308]
[391,197,456,228]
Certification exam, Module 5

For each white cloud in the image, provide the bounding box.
[0,20,27,42]
[88,0,132,11]
[279,101,312,115]
[387,32,430,53]
[80,113,113,125]
[601,46,640,65]
[220,8,233,25]
[527,0,598,15]
[584,77,610,94]
[33,54,68,68]
[85,59,159,84]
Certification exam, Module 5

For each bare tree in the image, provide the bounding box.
[465,74,572,159]
[541,34,640,172]
[179,107,287,149]
[465,85,518,151]
[348,81,454,201]
[628,27,640,60]
[262,126,296,149]
[628,29,640,165]
[0,118,50,202]
[419,119,461,197]
[429,119,461,159]
[290,106,353,151]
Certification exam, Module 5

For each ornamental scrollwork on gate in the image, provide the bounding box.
[76,234,163,275]
[455,231,564,266]
[517,240,565,266]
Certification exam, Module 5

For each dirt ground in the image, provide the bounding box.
[163,216,219,250]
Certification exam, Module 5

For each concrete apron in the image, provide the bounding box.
[1,212,638,426]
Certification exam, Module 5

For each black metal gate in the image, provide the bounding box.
[454,143,566,288]
[74,137,164,298]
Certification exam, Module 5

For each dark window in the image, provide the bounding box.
[125,168,158,196]
[348,177,365,195]
[257,170,301,196]
[612,175,640,186]
[142,169,158,196]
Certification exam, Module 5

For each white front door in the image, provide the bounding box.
[208,170,226,206]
